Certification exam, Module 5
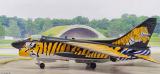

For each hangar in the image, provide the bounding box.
[42,25,106,39]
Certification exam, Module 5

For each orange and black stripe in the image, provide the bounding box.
[32,41,109,59]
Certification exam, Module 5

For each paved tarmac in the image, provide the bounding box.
[0,47,160,74]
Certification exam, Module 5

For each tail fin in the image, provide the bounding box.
[111,18,157,47]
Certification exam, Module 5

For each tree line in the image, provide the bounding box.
[0,14,160,38]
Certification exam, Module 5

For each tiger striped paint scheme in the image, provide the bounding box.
[12,18,158,64]
[30,41,109,59]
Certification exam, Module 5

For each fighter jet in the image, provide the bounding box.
[12,18,158,69]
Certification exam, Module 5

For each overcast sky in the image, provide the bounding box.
[0,0,160,19]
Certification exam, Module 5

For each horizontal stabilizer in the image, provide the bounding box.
[136,55,160,64]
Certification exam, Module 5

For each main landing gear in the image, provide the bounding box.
[110,56,117,62]
[86,63,96,70]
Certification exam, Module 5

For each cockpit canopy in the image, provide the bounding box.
[28,35,42,41]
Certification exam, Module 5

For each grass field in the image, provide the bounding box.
[42,26,68,36]
[0,40,15,44]
[150,37,160,42]
[0,44,12,48]
[0,40,15,48]
[149,37,160,46]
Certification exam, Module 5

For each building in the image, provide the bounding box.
[42,25,106,39]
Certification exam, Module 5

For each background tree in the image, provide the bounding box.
[72,16,89,24]
[0,24,5,36]
[0,14,159,38]
[5,19,20,37]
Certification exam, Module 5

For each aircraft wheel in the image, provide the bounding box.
[86,63,96,70]
[110,56,117,62]
[90,63,96,69]
[86,63,90,69]
[39,63,45,69]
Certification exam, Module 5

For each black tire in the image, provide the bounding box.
[110,56,117,62]
[86,63,90,69]
[90,63,96,69]
[40,63,45,69]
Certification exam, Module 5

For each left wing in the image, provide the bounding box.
[64,42,128,58]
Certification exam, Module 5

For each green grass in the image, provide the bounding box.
[149,42,160,47]
[0,44,13,48]
[0,40,15,44]
[42,26,68,36]
[149,37,160,47]
[150,37,160,42]
[0,40,15,48]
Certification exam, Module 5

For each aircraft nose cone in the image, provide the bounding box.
[11,40,26,49]
[12,40,30,57]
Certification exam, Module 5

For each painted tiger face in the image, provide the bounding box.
[18,41,37,57]
[25,42,36,49]
[113,26,150,46]
[132,27,150,43]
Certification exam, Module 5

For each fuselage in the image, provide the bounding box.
[28,40,109,59]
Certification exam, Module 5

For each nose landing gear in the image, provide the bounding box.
[39,63,45,69]
[36,61,45,69]
[30,52,46,69]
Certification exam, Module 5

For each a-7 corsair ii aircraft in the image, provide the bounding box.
[12,18,158,69]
